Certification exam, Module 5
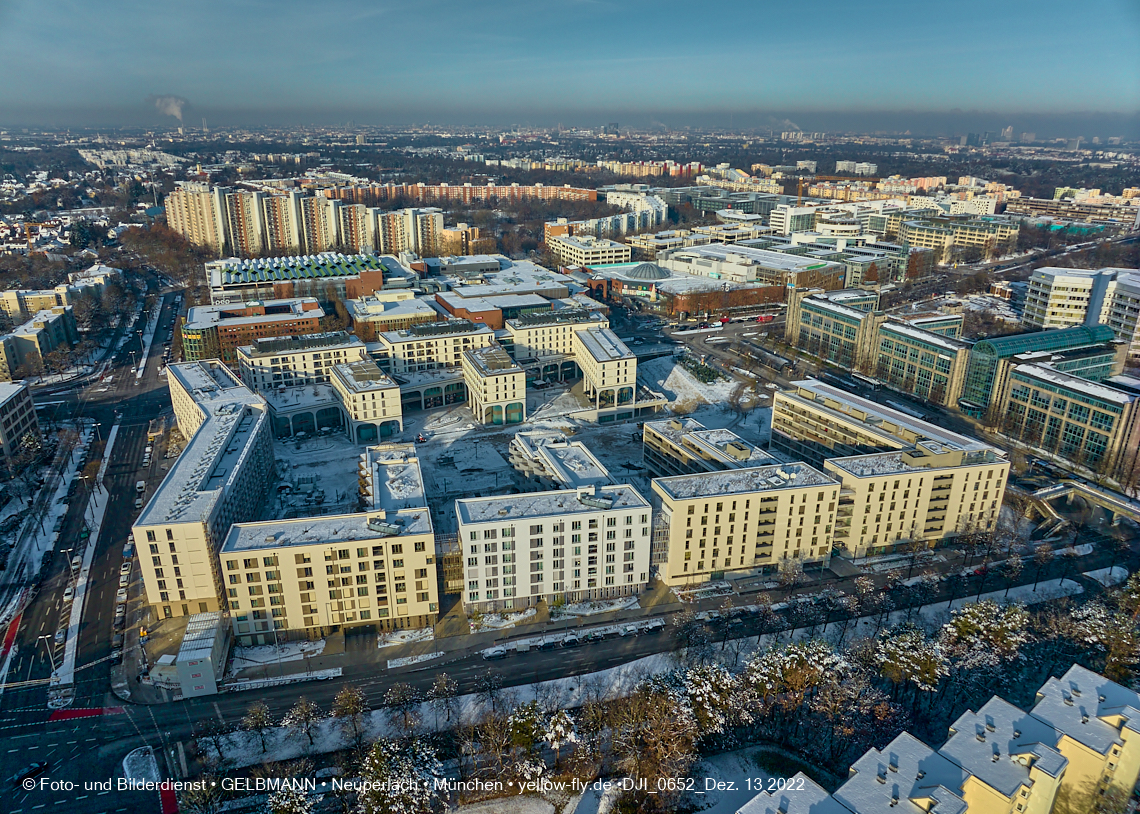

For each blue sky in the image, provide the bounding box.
[1,0,1138,129]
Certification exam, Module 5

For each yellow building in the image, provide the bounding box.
[642,417,774,478]
[505,309,609,366]
[548,234,632,266]
[374,320,496,377]
[1032,665,1140,806]
[651,462,839,585]
[329,359,404,443]
[462,344,526,425]
[572,327,637,412]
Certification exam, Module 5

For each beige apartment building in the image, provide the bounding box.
[548,234,632,267]
[329,360,404,443]
[134,362,275,620]
[572,327,637,411]
[642,417,773,478]
[0,382,39,467]
[454,484,653,612]
[373,320,496,377]
[235,331,368,391]
[504,309,609,366]
[462,344,526,425]
[651,463,840,585]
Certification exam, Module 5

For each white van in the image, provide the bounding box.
[136,481,146,493]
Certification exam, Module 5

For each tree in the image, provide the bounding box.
[1033,543,1054,590]
[242,701,274,754]
[610,685,698,811]
[332,685,371,753]
[268,785,313,814]
[543,709,578,767]
[281,696,323,748]
[356,739,442,814]
[507,700,544,757]
[195,718,230,767]
[875,624,948,698]
[179,773,226,814]
[475,672,503,715]
[427,673,459,728]
[941,600,1031,668]
[1002,553,1024,597]
[383,682,420,737]
[1071,602,1140,683]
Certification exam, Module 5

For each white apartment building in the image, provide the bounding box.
[548,234,632,267]
[454,484,653,612]
[1024,266,1140,358]
[651,463,840,585]
[236,332,368,391]
[462,344,526,426]
[373,320,496,377]
[134,362,275,620]
[769,204,819,235]
[572,327,637,411]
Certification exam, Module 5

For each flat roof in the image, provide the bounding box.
[456,484,649,525]
[135,362,268,527]
[506,308,606,330]
[359,444,428,513]
[332,360,399,393]
[662,242,843,272]
[511,431,612,490]
[781,379,989,452]
[880,320,972,352]
[184,299,323,330]
[240,331,362,358]
[464,344,522,377]
[575,327,634,362]
[644,418,774,469]
[654,462,837,501]
[550,234,627,249]
[177,612,226,663]
[347,295,438,321]
[1013,364,1135,405]
[379,319,494,345]
[207,252,388,285]
[0,381,28,407]
[437,291,552,312]
[221,508,431,552]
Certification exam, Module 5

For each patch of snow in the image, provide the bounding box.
[122,747,160,783]
[228,639,326,676]
[1083,566,1129,587]
[473,607,537,631]
[551,597,640,618]
[388,652,445,669]
[378,627,435,649]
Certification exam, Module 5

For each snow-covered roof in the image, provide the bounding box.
[331,360,399,393]
[575,327,634,362]
[464,344,523,377]
[654,462,837,501]
[939,697,1065,798]
[135,362,268,528]
[177,612,226,663]
[736,772,848,814]
[835,732,968,814]
[510,431,612,490]
[359,444,427,512]
[1012,364,1135,406]
[221,508,432,552]
[1032,664,1140,757]
[0,381,29,408]
[183,298,323,330]
[881,320,972,352]
[455,484,649,525]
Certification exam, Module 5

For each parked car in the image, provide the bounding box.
[54,629,64,644]
[120,562,131,576]
[118,574,129,588]
[116,588,127,603]
[62,585,74,602]
[481,647,508,660]
[70,556,80,571]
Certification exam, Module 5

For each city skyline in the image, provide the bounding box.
[1,0,1138,133]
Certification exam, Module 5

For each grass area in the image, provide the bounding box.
[679,356,727,384]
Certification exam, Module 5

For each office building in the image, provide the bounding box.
[206,253,395,305]
[454,484,653,612]
[0,382,40,469]
[657,243,846,291]
[785,289,887,371]
[1024,267,1140,359]
[181,298,325,364]
[642,417,773,479]
[875,321,973,408]
[651,462,839,584]
[549,234,632,267]
[345,292,439,340]
[373,320,496,377]
[897,216,1019,264]
[133,362,275,620]
[504,309,609,372]
[462,344,526,425]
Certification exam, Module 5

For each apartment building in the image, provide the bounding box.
[1032,665,1140,803]
[898,216,1018,264]
[572,327,636,411]
[165,184,229,256]
[454,484,652,612]
[548,234,632,267]
[996,364,1139,479]
[462,345,526,426]
[0,306,78,380]
[642,417,773,478]
[0,382,40,467]
[373,320,496,377]
[769,204,820,235]
[651,463,839,585]
[0,287,73,321]
[325,360,402,443]
[939,697,1066,814]
[133,362,275,620]
[1024,267,1140,359]
[218,446,438,645]
[206,253,390,305]
[508,431,613,492]
[834,733,970,814]
[235,332,368,391]
[504,308,609,369]
[181,298,325,364]
[823,440,1008,558]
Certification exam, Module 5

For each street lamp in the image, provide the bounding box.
[37,634,59,677]
[82,473,97,507]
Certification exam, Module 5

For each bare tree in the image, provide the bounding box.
[242,701,274,754]
[331,685,371,753]
[281,696,324,748]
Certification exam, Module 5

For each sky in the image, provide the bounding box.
[1,0,1138,135]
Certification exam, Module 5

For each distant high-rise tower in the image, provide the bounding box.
[202,118,208,135]
[1001,125,1014,141]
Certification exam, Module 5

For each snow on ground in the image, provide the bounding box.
[1084,566,1129,587]
[387,651,445,669]
[122,747,160,783]
[473,607,536,631]
[227,639,325,675]
[269,434,363,519]
[1072,543,1094,556]
[687,748,773,814]
[552,596,640,619]
[638,357,739,407]
[378,627,434,649]
[675,581,734,603]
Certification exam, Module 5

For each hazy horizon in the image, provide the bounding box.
[1,0,1138,138]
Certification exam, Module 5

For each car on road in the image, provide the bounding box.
[619,624,640,636]
[481,647,508,660]
[70,555,80,571]
[538,639,561,650]
[118,573,130,587]
[134,498,143,509]
[63,585,74,602]
[562,635,580,647]
[122,543,133,558]
[9,761,48,786]
[120,562,131,576]
[116,588,128,603]
[54,629,64,644]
